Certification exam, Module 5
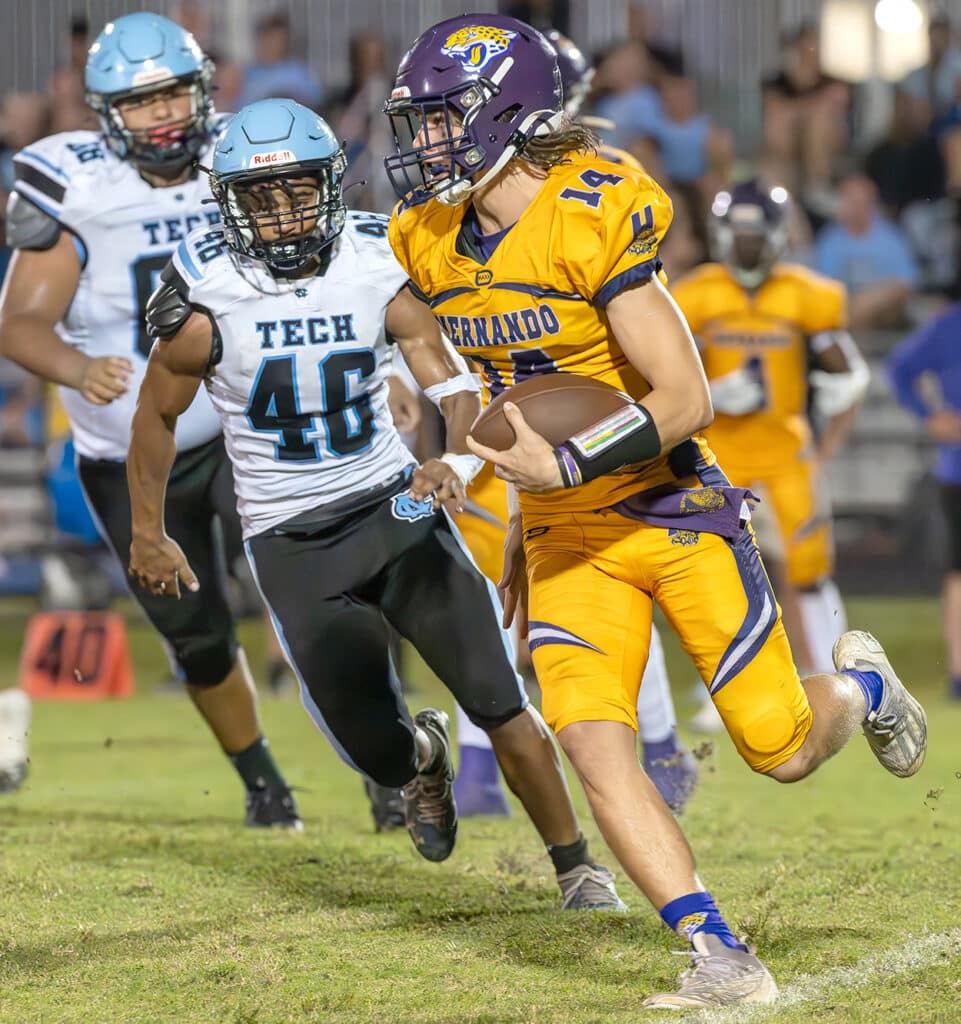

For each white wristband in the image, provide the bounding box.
[423,373,481,408]
[439,451,485,488]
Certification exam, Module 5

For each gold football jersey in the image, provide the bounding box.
[671,262,846,474]
[389,151,713,514]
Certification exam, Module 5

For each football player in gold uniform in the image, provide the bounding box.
[672,181,869,676]
[385,14,925,1009]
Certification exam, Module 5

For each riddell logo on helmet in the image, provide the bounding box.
[250,150,296,167]
[132,67,175,87]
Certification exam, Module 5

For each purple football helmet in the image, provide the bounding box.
[544,29,593,118]
[383,14,563,206]
[710,179,792,289]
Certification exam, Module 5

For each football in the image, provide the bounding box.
[470,372,634,451]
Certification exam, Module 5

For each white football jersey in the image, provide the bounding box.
[171,213,415,538]
[12,129,224,460]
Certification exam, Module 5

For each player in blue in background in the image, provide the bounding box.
[888,304,961,700]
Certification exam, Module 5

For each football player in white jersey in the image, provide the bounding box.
[126,98,626,908]
[0,13,301,829]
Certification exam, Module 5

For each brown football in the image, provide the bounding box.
[470,373,633,451]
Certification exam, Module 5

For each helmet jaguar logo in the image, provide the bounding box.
[440,25,517,73]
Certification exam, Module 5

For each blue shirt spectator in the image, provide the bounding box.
[595,85,662,151]
[236,12,323,111]
[900,13,961,128]
[887,304,961,484]
[813,214,920,293]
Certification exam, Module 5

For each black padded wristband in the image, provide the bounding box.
[554,403,661,488]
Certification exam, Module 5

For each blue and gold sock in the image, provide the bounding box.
[845,669,884,717]
[660,891,745,951]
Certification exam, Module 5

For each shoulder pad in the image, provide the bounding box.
[346,210,391,241]
[146,263,193,342]
[5,191,61,251]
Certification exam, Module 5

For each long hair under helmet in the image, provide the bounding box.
[84,12,216,176]
[383,14,563,206]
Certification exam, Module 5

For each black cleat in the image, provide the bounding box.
[364,778,405,832]
[245,786,304,831]
[403,709,457,862]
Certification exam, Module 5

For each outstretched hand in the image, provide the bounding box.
[129,534,199,599]
[409,457,465,514]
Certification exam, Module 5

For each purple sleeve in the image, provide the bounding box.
[885,312,953,419]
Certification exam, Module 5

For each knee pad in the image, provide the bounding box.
[740,707,800,760]
[174,632,238,687]
[462,699,527,734]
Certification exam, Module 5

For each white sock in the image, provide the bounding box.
[0,688,31,770]
[799,578,848,675]
[456,703,493,750]
[636,624,677,743]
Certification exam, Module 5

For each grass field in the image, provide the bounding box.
[1,596,959,1024]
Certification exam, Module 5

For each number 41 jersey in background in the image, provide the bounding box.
[169,213,415,539]
[12,128,224,460]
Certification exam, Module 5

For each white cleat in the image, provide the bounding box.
[557,863,628,912]
[687,699,725,735]
[833,629,927,778]
[641,933,778,1010]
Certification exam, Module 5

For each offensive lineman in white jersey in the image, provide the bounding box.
[0,13,301,828]
[126,98,627,908]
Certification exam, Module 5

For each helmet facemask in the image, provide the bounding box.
[212,153,347,275]
[385,71,560,206]
[711,194,789,290]
[386,81,496,206]
[89,67,214,176]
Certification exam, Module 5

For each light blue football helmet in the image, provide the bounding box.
[85,12,215,173]
[210,99,348,274]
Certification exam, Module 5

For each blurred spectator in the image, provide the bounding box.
[647,67,732,198]
[591,42,661,146]
[0,92,51,194]
[236,11,323,110]
[499,0,569,35]
[899,12,961,127]
[0,362,42,449]
[812,172,919,329]
[48,15,96,133]
[886,305,961,700]
[761,22,850,214]
[865,89,945,215]
[331,31,395,213]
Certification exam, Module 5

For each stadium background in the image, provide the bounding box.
[0,0,945,601]
[0,4,958,1023]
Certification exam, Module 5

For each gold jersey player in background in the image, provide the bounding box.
[384,14,926,1010]
[672,180,870,677]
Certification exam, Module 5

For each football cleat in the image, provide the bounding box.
[641,933,778,1009]
[833,630,927,778]
[245,785,304,831]
[557,863,628,912]
[403,709,458,862]
[453,745,510,817]
[642,738,699,815]
[687,699,725,735]
[364,778,405,832]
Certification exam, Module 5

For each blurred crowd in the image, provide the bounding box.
[0,1,958,547]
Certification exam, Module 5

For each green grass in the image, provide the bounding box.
[1,597,959,1023]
